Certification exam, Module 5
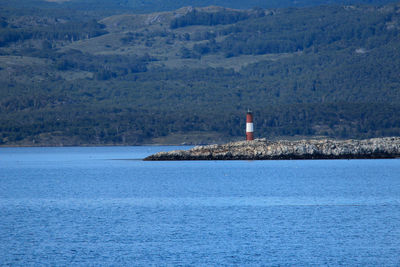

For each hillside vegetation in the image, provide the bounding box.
[1,2,400,145]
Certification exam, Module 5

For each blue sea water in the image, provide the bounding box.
[1,146,400,266]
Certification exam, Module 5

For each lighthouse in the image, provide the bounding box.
[246,109,254,141]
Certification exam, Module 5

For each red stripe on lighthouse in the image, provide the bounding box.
[246,111,254,141]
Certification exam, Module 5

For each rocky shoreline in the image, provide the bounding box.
[144,137,400,160]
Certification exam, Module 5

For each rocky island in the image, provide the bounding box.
[144,137,400,160]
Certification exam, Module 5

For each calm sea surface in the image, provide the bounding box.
[1,146,400,266]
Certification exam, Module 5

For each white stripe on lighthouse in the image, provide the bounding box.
[246,122,254,132]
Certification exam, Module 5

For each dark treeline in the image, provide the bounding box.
[54,51,150,78]
[170,9,256,28]
[0,19,107,46]
[189,6,400,57]
[2,99,399,145]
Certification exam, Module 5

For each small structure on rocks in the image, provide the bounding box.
[246,110,254,141]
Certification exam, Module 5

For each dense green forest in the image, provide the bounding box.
[1,1,400,145]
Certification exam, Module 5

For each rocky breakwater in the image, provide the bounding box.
[144,137,400,160]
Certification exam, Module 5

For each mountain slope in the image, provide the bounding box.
[2,0,400,13]
[1,3,400,145]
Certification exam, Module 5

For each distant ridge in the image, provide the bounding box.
[2,0,399,12]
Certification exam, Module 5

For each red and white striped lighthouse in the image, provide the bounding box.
[246,109,254,141]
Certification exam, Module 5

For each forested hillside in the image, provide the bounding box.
[2,0,398,13]
[1,1,400,145]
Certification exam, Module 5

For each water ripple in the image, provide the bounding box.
[1,196,399,208]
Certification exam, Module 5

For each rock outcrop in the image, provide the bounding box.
[144,137,400,160]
